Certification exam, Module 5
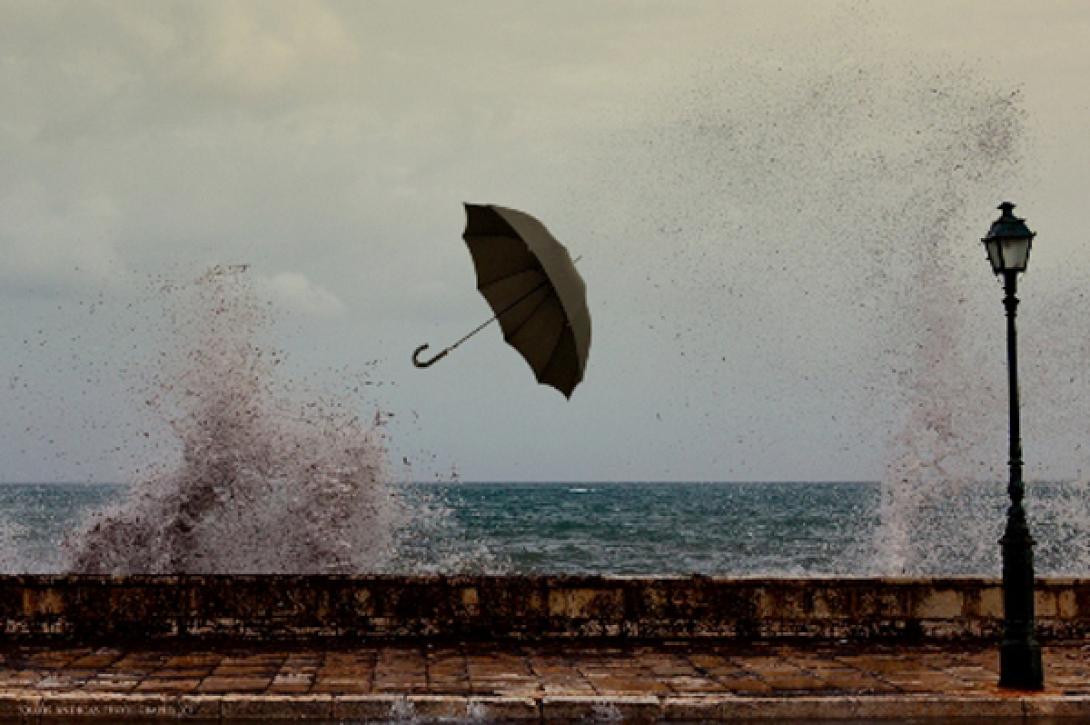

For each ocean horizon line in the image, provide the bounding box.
[0,479,884,487]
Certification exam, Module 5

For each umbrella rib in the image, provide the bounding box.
[537,335,568,387]
[502,290,554,343]
[478,268,541,294]
[447,277,552,353]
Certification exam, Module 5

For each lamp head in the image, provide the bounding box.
[982,201,1034,275]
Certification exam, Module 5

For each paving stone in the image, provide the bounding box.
[588,675,670,695]
[0,671,40,688]
[20,651,86,667]
[198,675,271,693]
[712,674,774,693]
[315,667,371,679]
[310,676,372,694]
[429,682,476,694]
[331,694,404,719]
[372,677,427,692]
[467,695,540,720]
[111,654,166,670]
[542,695,662,722]
[1024,695,1090,718]
[761,674,828,692]
[220,694,333,720]
[650,664,699,676]
[814,670,896,692]
[81,674,141,692]
[847,694,1027,720]
[402,694,471,719]
[164,653,222,667]
[689,653,732,670]
[153,666,214,678]
[269,672,314,688]
[38,693,183,719]
[663,695,738,721]
[211,665,279,676]
[134,677,202,693]
[717,694,1026,720]
[35,675,87,689]
[1050,674,1090,690]
[664,674,725,692]
[883,672,963,692]
[0,693,40,719]
[222,654,283,664]
[266,682,312,694]
[176,694,227,718]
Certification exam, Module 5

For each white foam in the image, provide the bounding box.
[63,266,459,574]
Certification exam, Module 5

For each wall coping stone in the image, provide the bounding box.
[2,575,1089,643]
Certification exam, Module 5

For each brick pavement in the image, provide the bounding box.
[2,640,1089,721]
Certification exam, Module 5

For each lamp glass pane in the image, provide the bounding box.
[1000,238,1031,272]
[984,239,1004,274]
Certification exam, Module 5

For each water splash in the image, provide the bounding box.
[0,520,29,573]
[866,93,1027,575]
[589,40,1054,572]
[63,266,482,574]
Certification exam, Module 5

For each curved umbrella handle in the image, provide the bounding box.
[412,343,450,368]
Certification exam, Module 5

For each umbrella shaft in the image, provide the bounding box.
[450,277,552,351]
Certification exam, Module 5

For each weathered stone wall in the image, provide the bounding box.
[3,576,1089,643]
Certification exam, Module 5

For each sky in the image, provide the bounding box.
[2,1,1090,484]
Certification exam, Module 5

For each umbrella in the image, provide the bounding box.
[412,203,591,398]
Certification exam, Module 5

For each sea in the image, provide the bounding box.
[3,480,1087,577]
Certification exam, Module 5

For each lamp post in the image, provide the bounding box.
[981,201,1043,690]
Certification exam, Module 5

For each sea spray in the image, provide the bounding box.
[590,41,1045,571]
[866,94,1028,574]
[63,266,469,574]
[0,520,29,573]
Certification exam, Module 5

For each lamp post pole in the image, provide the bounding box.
[998,268,1042,690]
[982,201,1043,690]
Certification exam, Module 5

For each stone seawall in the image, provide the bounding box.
[3,576,1089,643]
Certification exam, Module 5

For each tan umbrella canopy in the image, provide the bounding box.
[412,204,591,398]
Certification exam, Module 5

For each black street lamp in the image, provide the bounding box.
[981,201,1043,690]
